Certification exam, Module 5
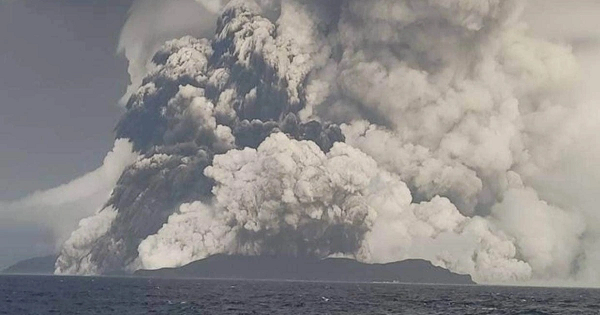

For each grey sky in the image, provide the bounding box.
[0,0,132,201]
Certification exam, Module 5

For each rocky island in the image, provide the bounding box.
[135,254,475,285]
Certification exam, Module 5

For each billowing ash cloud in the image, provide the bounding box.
[0,140,137,264]
[56,0,600,284]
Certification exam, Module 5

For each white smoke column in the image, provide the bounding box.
[491,187,585,279]
[521,0,600,285]
[0,140,137,249]
[55,206,120,275]
[118,0,219,104]
[329,0,577,213]
[311,0,593,285]
[194,0,226,13]
[119,0,282,103]
[136,201,231,270]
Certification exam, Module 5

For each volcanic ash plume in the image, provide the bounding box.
[56,0,600,284]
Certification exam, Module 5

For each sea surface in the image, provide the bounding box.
[1,275,600,314]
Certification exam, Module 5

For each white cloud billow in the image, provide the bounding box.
[0,140,137,254]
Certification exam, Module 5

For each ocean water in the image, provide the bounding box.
[1,276,599,314]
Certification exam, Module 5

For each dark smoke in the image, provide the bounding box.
[57,2,343,275]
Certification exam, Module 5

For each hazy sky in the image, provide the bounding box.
[0,0,132,200]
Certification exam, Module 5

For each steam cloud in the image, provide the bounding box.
[55,0,600,285]
[0,140,137,266]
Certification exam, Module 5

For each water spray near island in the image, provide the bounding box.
[51,0,600,285]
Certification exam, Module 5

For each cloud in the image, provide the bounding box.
[0,140,137,266]
[118,0,218,104]
[48,0,600,286]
